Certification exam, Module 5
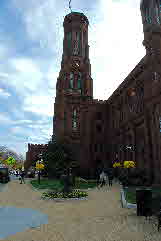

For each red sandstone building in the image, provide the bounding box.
[25,144,48,170]
[25,1,161,183]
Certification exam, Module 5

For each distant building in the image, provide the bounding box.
[24,144,48,171]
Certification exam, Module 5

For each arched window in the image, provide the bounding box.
[83,31,86,57]
[78,31,81,55]
[77,72,82,89]
[69,72,74,89]
[73,109,77,117]
[64,111,67,129]
[72,109,77,130]
[67,32,72,53]
[145,9,152,24]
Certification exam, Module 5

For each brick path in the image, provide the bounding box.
[0,179,161,241]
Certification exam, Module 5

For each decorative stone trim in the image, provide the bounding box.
[120,185,137,209]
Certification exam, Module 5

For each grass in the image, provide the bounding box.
[31,179,64,190]
[30,178,97,191]
[124,186,161,204]
[124,188,136,204]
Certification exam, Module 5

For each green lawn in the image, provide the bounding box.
[124,187,161,204]
[30,178,97,191]
[124,188,136,204]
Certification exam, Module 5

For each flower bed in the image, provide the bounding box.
[41,189,88,200]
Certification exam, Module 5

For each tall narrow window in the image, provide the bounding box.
[73,109,77,117]
[78,31,81,55]
[73,32,79,55]
[69,72,74,89]
[145,9,151,24]
[72,109,77,130]
[64,111,66,129]
[157,5,160,23]
[83,31,86,57]
[77,72,82,89]
[67,32,72,53]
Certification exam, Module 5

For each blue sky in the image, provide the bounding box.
[0,0,145,159]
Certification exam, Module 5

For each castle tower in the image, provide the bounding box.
[54,12,93,142]
[140,0,161,63]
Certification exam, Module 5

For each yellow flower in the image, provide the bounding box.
[113,162,122,168]
[123,161,135,168]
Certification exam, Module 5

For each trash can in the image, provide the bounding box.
[136,188,152,217]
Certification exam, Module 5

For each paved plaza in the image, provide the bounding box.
[0,178,161,241]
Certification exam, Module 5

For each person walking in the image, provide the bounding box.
[16,170,19,177]
[96,167,101,186]
[19,170,25,184]
[98,170,106,188]
[108,170,114,187]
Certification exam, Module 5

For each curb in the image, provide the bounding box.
[120,186,137,209]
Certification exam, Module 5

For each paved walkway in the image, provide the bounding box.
[0,179,161,241]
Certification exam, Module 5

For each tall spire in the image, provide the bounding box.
[140,0,160,26]
[69,0,72,13]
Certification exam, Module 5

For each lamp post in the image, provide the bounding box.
[37,153,42,184]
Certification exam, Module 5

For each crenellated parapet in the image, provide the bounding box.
[28,143,48,151]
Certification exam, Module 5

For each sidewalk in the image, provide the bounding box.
[0,179,161,241]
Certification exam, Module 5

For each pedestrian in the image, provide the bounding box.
[16,170,19,177]
[96,167,101,186]
[98,170,107,188]
[20,170,25,184]
[108,171,114,187]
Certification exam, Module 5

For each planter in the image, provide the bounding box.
[136,189,152,217]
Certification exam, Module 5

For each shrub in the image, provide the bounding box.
[118,168,151,187]
[42,189,88,199]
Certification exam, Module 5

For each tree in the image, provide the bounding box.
[42,140,80,179]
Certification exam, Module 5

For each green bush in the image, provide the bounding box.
[118,168,151,186]
[42,189,88,199]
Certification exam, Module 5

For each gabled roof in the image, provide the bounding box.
[107,55,147,104]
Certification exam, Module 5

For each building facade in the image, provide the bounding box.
[25,144,48,171]
[25,1,161,183]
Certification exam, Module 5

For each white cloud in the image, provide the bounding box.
[12,0,65,55]
[0,45,9,60]
[0,72,9,78]
[0,113,12,124]
[23,94,53,116]
[9,57,43,92]
[13,119,33,124]
[0,88,11,98]
[89,0,145,99]
[10,126,24,134]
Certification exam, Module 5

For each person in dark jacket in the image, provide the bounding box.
[96,167,102,186]
[20,170,25,184]
[108,170,114,186]
[16,170,19,177]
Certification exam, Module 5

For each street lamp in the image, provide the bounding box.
[37,153,42,184]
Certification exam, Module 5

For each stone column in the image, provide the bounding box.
[153,103,161,183]
[150,106,159,184]
[144,113,153,181]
